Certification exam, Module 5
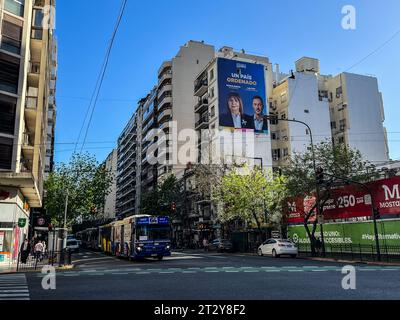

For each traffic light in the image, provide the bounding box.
[315,167,324,185]
[171,202,176,212]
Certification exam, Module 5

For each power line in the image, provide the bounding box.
[345,27,400,72]
[76,0,128,154]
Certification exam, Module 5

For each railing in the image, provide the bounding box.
[16,249,72,272]
[196,115,209,127]
[194,78,208,93]
[296,243,400,262]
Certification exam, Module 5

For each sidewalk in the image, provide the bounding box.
[0,264,17,274]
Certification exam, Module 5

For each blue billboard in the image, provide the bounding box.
[217,58,268,134]
[136,216,170,225]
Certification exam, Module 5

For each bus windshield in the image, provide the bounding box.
[136,225,170,241]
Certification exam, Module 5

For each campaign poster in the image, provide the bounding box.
[217,58,268,134]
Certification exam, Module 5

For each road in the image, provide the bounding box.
[2,249,400,300]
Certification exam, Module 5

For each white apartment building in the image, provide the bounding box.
[0,0,57,265]
[270,57,332,166]
[326,72,389,164]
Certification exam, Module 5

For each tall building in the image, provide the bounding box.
[326,72,389,164]
[270,57,332,167]
[192,46,273,239]
[102,148,117,219]
[0,0,57,265]
[115,41,214,218]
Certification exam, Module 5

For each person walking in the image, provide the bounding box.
[34,241,44,261]
[202,238,209,252]
[20,239,31,264]
[315,237,322,256]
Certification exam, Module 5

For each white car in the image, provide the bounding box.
[258,239,298,258]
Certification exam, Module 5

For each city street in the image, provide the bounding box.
[3,250,398,300]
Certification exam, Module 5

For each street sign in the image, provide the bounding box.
[18,218,26,228]
[271,230,281,239]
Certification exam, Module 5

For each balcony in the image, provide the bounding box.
[157,108,172,124]
[158,61,172,77]
[158,72,172,89]
[22,133,34,160]
[157,84,172,100]
[158,94,172,112]
[194,98,208,114]
[194,78,208,97]
[195,114,209,130]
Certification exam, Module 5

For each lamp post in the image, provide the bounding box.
[266,115,325,256]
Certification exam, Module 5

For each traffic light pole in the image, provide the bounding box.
[266,116,325,256]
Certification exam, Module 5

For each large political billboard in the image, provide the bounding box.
[217,58,268,134]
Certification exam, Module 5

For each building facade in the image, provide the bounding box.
[102,148,117,219]
[0,0,57,265]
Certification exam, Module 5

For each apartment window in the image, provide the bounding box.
[32,8,44,28]
[304,109,309,113]
[0,137,13,170]
[210,105,215,117]
[1,19,23,55]
[272,149,280,160]
[339,119,346,130]
[0,94,17,135]
[4,0,25,17]
[271,131,279,140]
[330,121,336,129]
[210,87,215,99]
[283,148,289,157]
[338,136,345,144]
[209,69,214,81]
[0,52,20,94]
[280,91,287,103]
[336,86,342,98]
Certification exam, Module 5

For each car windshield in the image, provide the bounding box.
[136,225,170,241]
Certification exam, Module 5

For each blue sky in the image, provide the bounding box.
[55,0,400,164]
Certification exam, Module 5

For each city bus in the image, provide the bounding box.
[99,223,112,254]
[111,215,171,260]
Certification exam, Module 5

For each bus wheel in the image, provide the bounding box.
[157,256,163,261]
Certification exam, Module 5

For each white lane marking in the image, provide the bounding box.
[0,290,29,293]
[111,273,128,275]
[182,271,196,274]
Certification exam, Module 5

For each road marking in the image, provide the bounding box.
[288,270,304,272]
[159,271,174,274]
[111,272,129,275]
[182,271,197,274]
[136,272,150,274]
[244,270,259,273]
[0,274,30,300]
[263,270,280,272]
[311,270,328,272]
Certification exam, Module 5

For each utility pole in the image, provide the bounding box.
[266,115,325,256]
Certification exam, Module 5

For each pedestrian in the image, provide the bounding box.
[42,241,47,258]
[315,237,322,255]
[34,241,44,261]
[202,238,209,252]
[20,239,31,264]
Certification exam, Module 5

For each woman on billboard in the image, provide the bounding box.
[219,92,252,129]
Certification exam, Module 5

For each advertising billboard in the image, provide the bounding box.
[217,58,268,134]
[286,176,400,224]
[288,219,400,246]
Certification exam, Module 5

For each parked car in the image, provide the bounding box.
[66,239,80,253]
[209,239,233,252]
[258,239,298,258]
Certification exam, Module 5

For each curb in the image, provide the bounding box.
[302,256,400,266]
[0,264,75,275]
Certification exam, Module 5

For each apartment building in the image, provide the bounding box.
[270,57,332,167]
[0,0,57,265]
[102,148,117,219]
[326,72,389,164]
[192,46,274,238]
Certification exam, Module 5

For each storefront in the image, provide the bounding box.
[0,188,30,266]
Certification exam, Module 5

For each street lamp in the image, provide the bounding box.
[266,115,326,256]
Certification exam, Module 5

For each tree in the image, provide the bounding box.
[140,174,183,217]
[281,141,378,254]
[44,153,113,227]
[213,166,288,241]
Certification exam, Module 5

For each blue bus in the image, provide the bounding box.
[111,215,171,260]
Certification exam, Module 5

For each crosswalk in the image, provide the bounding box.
[0,274,30,300]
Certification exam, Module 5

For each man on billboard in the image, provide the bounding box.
[249,96,268,132]
[219,92,252,129]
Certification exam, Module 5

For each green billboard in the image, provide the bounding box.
[288,219,400,246]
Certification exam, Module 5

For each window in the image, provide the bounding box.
[4,0,25,17]
[338,136,345,144]
[339,119,346,130]
[272,149,280,160]
[304,109,309,113]
[1,19,23,54]
[280,91,287,103]
[32,8,44,28]
[210,105,215,117]
[0,94,17,135]
[336,86,342,98]
[209,69,214,81]
[0,52,20,94]
[210,87,215,99]
[330,121,336,129]
[283,148,289,157]
[271,131,279,140]
[0,137,13,170]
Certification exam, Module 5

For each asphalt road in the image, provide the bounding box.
[5,249,400,300]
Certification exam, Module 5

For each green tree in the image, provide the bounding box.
[44,153,113,227]
[140,174,183,217]
[213,166,288,241]
[281,141,378,253]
